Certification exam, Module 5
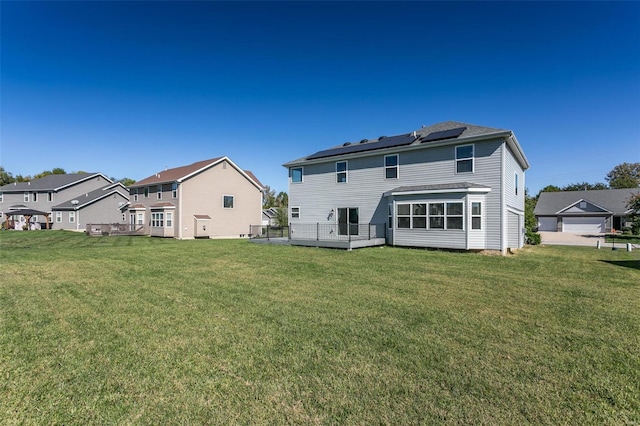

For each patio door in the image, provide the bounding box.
[338,207,359,236]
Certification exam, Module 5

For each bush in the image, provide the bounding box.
[526,230,541,245]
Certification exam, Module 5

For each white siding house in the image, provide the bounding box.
[283,121,530,254]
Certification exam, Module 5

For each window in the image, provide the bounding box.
[515,173,519,196]
[24,192,29,202]
[223,195,234,209]
[388,204,393,229]
[166,212,173,227]
[0,192,3,203]
[291,207,300,219]
[446,202,463,229]
[396,203,428,229]
[47,192,53,202]
[579,201,587,209]
[412,204,427,228]
[56,212,62,223]
[291,167,303,183]
[429,203,444,229]
[151,212,164,227]
[157,185,162,200]
[69,211,75,223]
[336,161,347,183]
[172,183,177,198]
[397,204,410,228]
[385,154,398,179]
[32,192,37,202]
[137,213,144,225]
[144,187,149,198]
[471,202,482,230]
[456,145,474,173]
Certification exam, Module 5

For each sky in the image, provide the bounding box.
[1,1,639,195]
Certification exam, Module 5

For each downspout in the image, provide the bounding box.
[178,181,183,240]
[501,139,507,255]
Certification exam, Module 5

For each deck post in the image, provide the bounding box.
[317,222,319,241]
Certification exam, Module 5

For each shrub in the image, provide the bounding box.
[526,230,541,245]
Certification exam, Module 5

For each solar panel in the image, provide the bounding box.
[421,126,466,143]
[306,134,417,160]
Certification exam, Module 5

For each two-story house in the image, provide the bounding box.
[0,173,129,231]
[127,157,263,239]
[283,121,529,254]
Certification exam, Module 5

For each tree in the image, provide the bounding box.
[606,162,640,189]
[626,192,640,235]
[561,182,608,191]
[0,166,15,186]
[275,191,288,207]
[274,206,289,227]
[262,185,276,208]
[118,178,136,186]
[524,189,541,244]
[538,185,561,196]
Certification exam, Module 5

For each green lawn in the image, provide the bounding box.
[1,231,639,424]
[605,233,640,244]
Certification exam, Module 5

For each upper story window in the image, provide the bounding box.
[291,207,300,219]
[385,154,399,179]
[157,185,162,200]
[0,192,3,203]
[144,187,149,198]
[47,192,53,202]
[515,173,519,195]
[24,192,29,202]
[172,183,177,198]
[32,192,38,202]
[291,167,303,183]
[133,189,138,201]
[336,161,347,183]
[456,145,474,173]
[223,195,234,209]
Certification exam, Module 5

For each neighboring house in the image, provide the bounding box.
[534,188,637,233]
[0,173,128,231]
[127,157,263,239]
[283,121,530,253]
[262,207,281,226]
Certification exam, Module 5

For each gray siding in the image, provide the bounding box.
[289,138,507,250]
[507,211,522,249]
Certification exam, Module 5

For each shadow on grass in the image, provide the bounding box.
[600,260,640,271]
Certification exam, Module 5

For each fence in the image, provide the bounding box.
[86,223,147,236]
[289,223,386,242]
[249,225,289,240]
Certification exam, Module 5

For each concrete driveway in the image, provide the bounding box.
[539,232,605,247]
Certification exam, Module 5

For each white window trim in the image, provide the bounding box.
[455,144,474,174]
[157,185,162,200]
[384,154,399,180]
[24,192,29,202]
[166,211,173,228]
[0,192,3,203]
[336,161,348,183]
[471,202,482,230]
[223,195,234,209]
[291,206,300,219]
[69,211,76,223]
[291,167,304,184]
[47,192,53,202]
[32,192,38,202]
[55,212,62,223]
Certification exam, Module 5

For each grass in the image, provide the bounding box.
[1,231,639,424]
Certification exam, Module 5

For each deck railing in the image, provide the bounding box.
[288,223,386,242]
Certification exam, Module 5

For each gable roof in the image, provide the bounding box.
[0,173,111,192]
[53,183,129,210]
[132,157,263,190]
[283,121,529,170]
[534,188,638,216]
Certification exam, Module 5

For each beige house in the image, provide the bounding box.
[128,157,264,239]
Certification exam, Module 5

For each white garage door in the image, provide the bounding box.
[538,217,557,232]
[562,217,605,233]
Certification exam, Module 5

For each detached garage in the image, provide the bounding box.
[534,189,636,234]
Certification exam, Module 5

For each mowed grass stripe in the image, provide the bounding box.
[1,231,639,424]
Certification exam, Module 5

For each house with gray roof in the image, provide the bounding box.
[0,173,129,231]
[534,188,637,233]
[127,156,263,239]
[283,121,529,254]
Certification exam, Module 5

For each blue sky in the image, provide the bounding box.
[2,1,639,194]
